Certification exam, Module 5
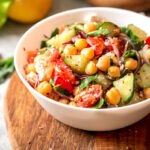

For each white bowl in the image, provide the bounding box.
[15,7,150,131]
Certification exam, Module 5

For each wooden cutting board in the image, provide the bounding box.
[4,72,150,150]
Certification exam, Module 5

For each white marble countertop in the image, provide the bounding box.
[0,0,89,149]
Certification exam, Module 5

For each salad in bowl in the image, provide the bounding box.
[25,15,150,109]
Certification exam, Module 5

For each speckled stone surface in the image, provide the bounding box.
[0,0,89,149]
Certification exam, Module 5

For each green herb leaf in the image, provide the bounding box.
[123,51,137,60]
[79,75,97,90]
[136,41,145,51]
[91,97,105,109]
[97,22,102,29]
[0,0,13,28]
[87,29,109,37]
[120,69,131,78]
[40,41,46,48]
[0,57,15,83]
[50,28,59,38]
[40,48,48,55]
[121,27,138,43]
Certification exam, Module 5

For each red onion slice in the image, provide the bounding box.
[78,31,86,39]
[0,54,2,60]
[131,50,141,73]
[73,73,93,80]
[142,44,150,65]
[107,37,122,66]
[119,34,137,50]
[62,41,73,46]
[35,74,39,88]
[52,89,74,101]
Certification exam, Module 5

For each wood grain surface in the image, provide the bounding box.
[4,72,150,150]
[85,0,150,12]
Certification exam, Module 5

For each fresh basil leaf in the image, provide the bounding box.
[50,28,59,38]
[40,41,46,48]
[79,75,97,90]
[136,41,145,51]
[123,50,137,60]
[91,98,105,109]
[97,22,102,29]
[56,87,69,96]
[0,57,15,83]
[40,48,48,55]
[120,69,131,78]
[121,27,138,44]
[87,29,109,37]
[0,0,13,28]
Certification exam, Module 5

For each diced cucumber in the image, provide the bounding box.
[46,29,75,46]
[70,23,84,31]
[128,24,147,42]
[95,72,112,90]
[113,73,134,104]
[99,22,120,37]
[64,55,89,74]
[135,63,150,88]
[119,92,140,106]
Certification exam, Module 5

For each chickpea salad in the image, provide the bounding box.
[25,16,150,108]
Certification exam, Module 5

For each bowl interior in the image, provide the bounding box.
[15,7,150,109]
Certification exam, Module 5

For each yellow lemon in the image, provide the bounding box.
[8,0,52,23]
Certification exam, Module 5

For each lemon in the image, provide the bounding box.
[8,0,52,23]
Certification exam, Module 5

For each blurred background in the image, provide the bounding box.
[0,0,150,149]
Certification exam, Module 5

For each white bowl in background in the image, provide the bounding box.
[15,7,150,131]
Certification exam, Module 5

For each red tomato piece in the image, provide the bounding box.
[27,50,39,63]
[146,37,150,46]
[87,36,104,55]
[75,85,103,107]
[52,59,75,84]
[54,77,73,93]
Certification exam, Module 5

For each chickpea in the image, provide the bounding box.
[125,58,138,71]
[81,48,94,60]
[64,44,77,56]
[143,88,150,99]
[59,98,69,104]
[75,38,87,51]
[111,55,118,65]
[36,81,52,96]
[49,93,59,101]
[85,61,98,75]
[69,101,77,107]
[84,22,97,33]
[26,63,36,74]
[96,55,110,72]
[73,86,80,96]
[108,66,120,78]
[106,87,121,105]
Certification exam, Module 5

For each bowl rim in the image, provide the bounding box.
[15,7,150,112]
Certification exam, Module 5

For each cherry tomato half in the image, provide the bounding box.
[87,36,104,55]
[54,77,73,93]
[75,85,103,107]
[27,50,39,63]
[146,37,150,46]
[52,59,75,93]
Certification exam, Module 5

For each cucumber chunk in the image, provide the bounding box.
[135,63,150,88]
[64,55,89,74]
[95,72,112,90]
[46,29,75,46]
[128,24,147,42]
[99,22,120,37]
[70,23,84,31]
[113,73,134,104]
